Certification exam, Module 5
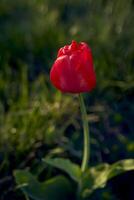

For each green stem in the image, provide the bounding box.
[79,94,90,172]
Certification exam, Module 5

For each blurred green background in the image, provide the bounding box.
[0,0,134,199]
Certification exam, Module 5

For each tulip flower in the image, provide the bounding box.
[50,40,96,93]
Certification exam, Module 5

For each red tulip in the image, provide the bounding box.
[50,40,96,93]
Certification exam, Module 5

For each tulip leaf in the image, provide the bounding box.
[43,158,81,182]
[81,159,134,198]
[14,170,72,200]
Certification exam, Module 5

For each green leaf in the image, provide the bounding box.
[43,158,81,182]
[107,159,134,179]
[14,170,72,200]
[81,159,134,198]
